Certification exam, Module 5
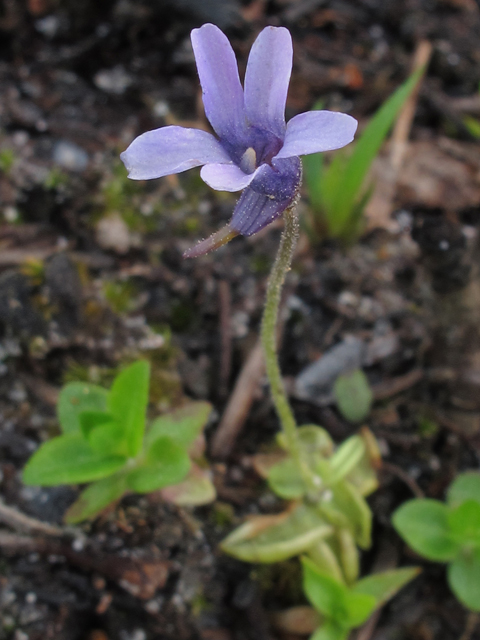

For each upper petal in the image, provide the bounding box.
[200,163,260,192]
[120,126,231,180]
[275,111,358,159]
[191,24,248,149]
[230,156,302,236]
[244,26,292,139]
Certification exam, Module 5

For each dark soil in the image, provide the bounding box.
[1,1,480,639]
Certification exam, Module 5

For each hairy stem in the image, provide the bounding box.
[261,204,314,487]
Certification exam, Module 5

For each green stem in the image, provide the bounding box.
[261,204,315,489]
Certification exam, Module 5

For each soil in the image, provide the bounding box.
[1,1,480,640]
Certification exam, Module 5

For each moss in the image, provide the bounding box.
[44,168,69,190]
[20,258,45,287]
[0,148,16,174]
[102,279,138,315]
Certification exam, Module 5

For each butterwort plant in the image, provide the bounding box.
[121,22,357,495]
[120,26,418,629]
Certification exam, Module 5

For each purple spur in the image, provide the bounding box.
[121,23,357,257]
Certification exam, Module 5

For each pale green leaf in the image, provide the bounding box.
[447,472,480,509]
[64,472,128,523]
[302,557,375,627]
[334,370,373,424]
[108,360,150,457]
[393,499,461,561]
[221,504,333,563]
[23,434,126,486]
[353,567,420,609]
[126,436,190,493]
[146,401,211,451]
[448,549,480,612]
[161,464,216,506]
[310,622,348,640]
[329,435,366,483]
[332,481,372,549]
[267,457,306,499]
[448,501,480,546]
[58,383,108,434]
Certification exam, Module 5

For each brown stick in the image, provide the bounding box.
[211,339,265,458]
[0,499,65,536]
[366,40,432,230]
[218,280,232,400]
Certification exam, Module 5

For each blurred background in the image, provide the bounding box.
[1,1,480,640]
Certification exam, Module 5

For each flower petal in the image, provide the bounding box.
[120,126,231,180]
[275,111,358,159]
[200,163,260,192]
[230,156,302,236]
[191,24,248,149]
[244,26,292,139]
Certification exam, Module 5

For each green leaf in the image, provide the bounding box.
[58,383,108,434]
[393,499,461,561]
[337,528,360,584]
[353,567,421,609]
[310,622,348,640]
[334,370,373,424]
[331,481,372,549]
[307,540,345,583]
[302,557,376,627]
[302,556,351,618]
[327,65,425,236]
[64,472,128,524]
[447,472,480,509]
[161,464,216,506]
[346,428,380,497]
[126,436,190,493]
[79,411,129,457]
[267,457,306,499]
[23,434,126,486]
[221,503,333,563]
[145,401,211,451]
[89,423,129,457]
[108,360,150,457]
[448,501,480,546]
[329,435,366,483]
[448,548,480,612]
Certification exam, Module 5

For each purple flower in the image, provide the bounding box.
[121,23,357,257]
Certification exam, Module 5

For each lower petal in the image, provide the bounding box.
[230,157,302,236]
[120,126,232,180]
[200,163,259,192]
